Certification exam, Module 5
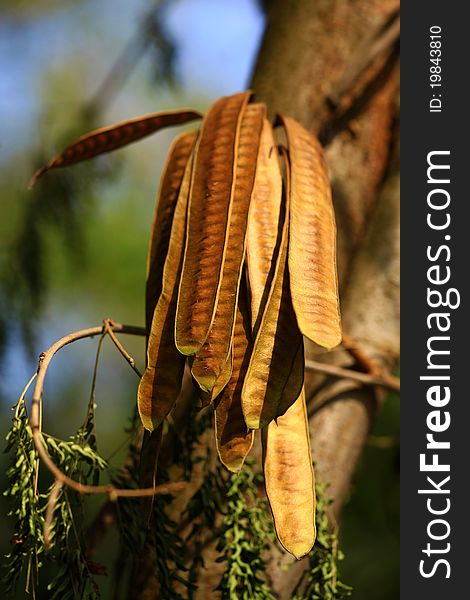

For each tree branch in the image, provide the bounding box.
[28,320,186,499]
[305,359,399,393]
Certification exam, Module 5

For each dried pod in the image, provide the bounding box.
[194,351,233,409]
[139,426,164,520]
[175,91,251,356]
[34,92,344,558]
[280,115,341,349]
[246,118,283,331]
[278,339,305,417]
[191,102,265,392]
[262,388,316,559]
[146,131,197,331]
[137,148,194,431]
[30,109,202,188]
[215,282,254,472]
[242,155,303,429]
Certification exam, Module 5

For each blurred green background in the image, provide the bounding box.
[0,1,399,597]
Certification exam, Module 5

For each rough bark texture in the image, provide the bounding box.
[131,1,400,597]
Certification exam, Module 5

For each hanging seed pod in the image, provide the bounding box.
[280,115,341,349]
[215,281,254,472]
[242,154,303,429]
[137,149,194,431]
[191,102,265,392]
[139,426,164,521]
[262,387,316,559]
[146,131,197,331]
[246,118,283,333]
[34,91,344,558]
[278,339,305,416]
[175,91,251,356]
[30,109,202,188]
[193,351,233,409]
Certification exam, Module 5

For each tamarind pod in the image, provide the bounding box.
[279,115,341,349]
[29,109,202,188]
[215,282,254,472]
[146,131,198,332]
[137,148,194,431]
[175,91,252,356]
[262,387,316,559]
[242,158,302,429]
[246,118,283,332]
[191,103,265,391]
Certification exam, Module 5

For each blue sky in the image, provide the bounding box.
[0,0,265,158]
[0,0,265,406]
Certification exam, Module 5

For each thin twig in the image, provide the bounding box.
[341,333,379,375]
[103,318,143,378]
[27,318,398,505]
[305,359,400,393]
[87,25,149,114]
[29,320,186,499]
[14,372,38,418]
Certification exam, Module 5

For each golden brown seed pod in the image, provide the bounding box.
[193,351,233,409]
[262,387,316,559]
[246,118,283,332]
[175,91,251,356]
[280,115,341,349]
[242,155,303,429]
[146,131,197,331]
[137,148,194,431]
[30,109,202,188]
[215,281,254,472]
[278,339,304,417]
[191,102,265,392]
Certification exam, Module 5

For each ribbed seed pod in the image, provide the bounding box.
[242,156,303,429]
[137,149,194,431]
[35,92,344,558]
[246,118,283,332]
[262,388,316,559]
[280,115,341,349]
[30,109,202,187]
[175,91,251,356]
[146,131,197,331]
[191,103,265,392]
[215,281,254,472]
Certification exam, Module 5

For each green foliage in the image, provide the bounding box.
[3,396,44,597]
[216,462,276,600]
[292,483,353,600]
[43,432,107,600]
[3,379,107,599]
[3,361,352,600]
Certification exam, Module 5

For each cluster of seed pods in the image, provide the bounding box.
[34,91,341,558]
